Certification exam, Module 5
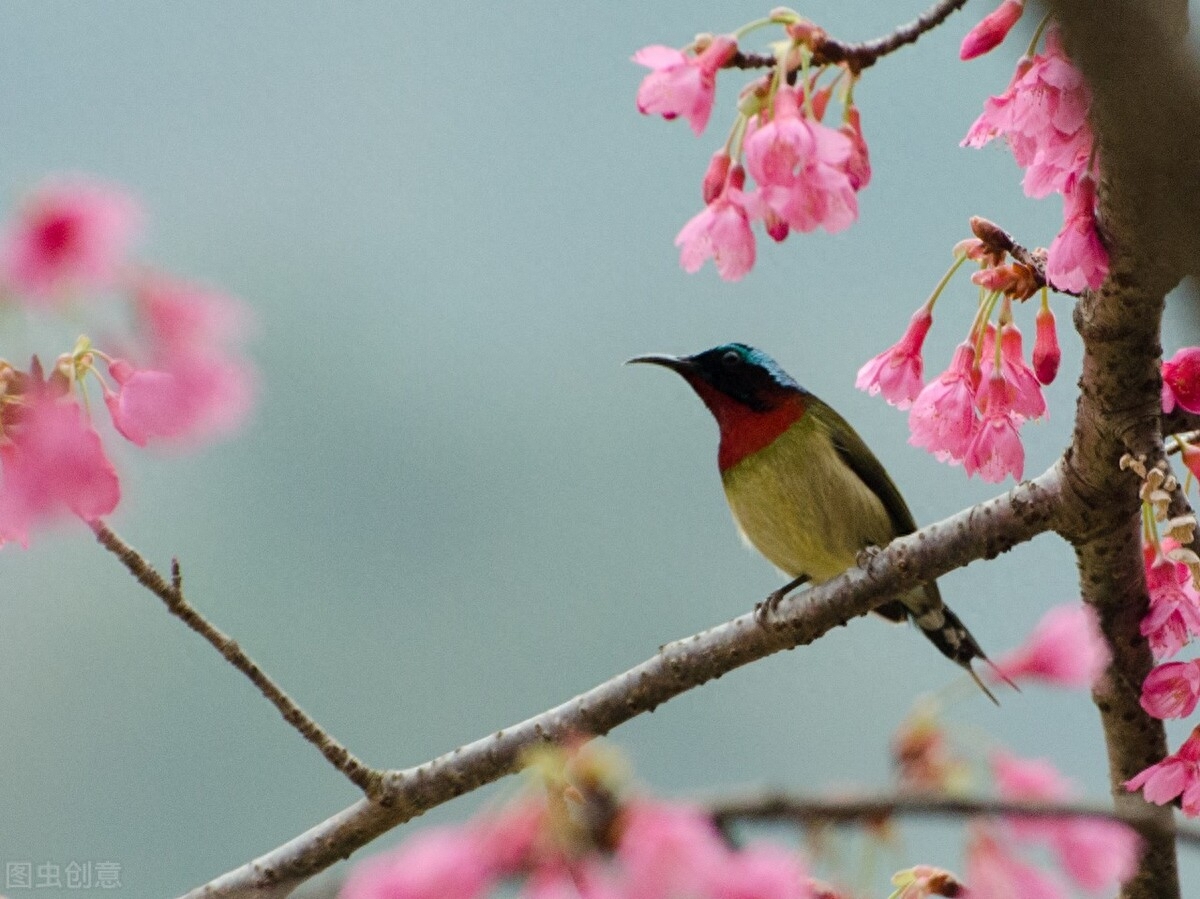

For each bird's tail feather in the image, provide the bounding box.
[908,595,1008,705]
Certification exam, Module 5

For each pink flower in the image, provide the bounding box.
[676,165,758,281]
[702,151,733,205]
[1125,725,1200,815]
[1161,347,1200,414]
[1180,440,1200,482]
[137,274,251,352]
[707,843,811,899]
[964,371,1025,482]
[979,323,1046,421]
[855,307,932,409]
[1141,659,1200,719]
[0,393,120,546]
[908,342,980,463]
[103,355,254,447]
[1141,543,1200,659]
[744,87,818,188]
[747,87,859,235]
[1047,175,1108,292]
[615,801,727,899]
[634,37,737,136]
[339,827,495,899]
[966,831,1067,899]
[991,604,1110,688]
[960,0,1026,60]
[839,107,871,191]
[2,177,140,301]
[111,274,257,446]
[991,752,1142,892]
[1052,818,1141,892]
[1033,305,1060,385]
[963,30,1093,200]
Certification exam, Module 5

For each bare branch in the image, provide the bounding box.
[180,470,1063,899]
[729,0,969,73]
[91,522,383,797]
[706,789,1200,849]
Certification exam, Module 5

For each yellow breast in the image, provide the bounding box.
[720,420,895,582]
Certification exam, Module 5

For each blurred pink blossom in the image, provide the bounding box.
[0,393,120,545]
[2,177,140,301]
[1161,347,1200,414]
[991,604,1109,688]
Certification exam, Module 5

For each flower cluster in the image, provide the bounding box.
[0,176,255,546]
[341,742,819,899]
[888,705,1140,898]
[961,15,1107,294]
[966,752,1142,899]
[1120,453,1200,814]
[634,13,870,281]
[856,236,1060,483]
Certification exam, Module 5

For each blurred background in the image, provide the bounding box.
[0,2,1196,896]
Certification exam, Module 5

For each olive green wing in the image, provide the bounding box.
[811,396,920,624]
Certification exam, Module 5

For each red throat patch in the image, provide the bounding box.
[686,378,806,471]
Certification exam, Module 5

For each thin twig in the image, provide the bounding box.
[705,790,1200,848]
[729,0,970,73]
[91,521,383,797]
[179,469,1064,899]
[968,216,1079,298]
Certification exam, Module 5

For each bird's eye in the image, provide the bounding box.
[722,350,741,367]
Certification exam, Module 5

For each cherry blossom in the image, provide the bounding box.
[634,37,738,136]
[855,307,932,409]
[1046,175,1108,293]
[991,604,1109,688]
[964,371,1025,482]
[959,0,1025,60]
[1125,725,1200,816]
[1141,659,1200,719]
[1161,347,1200,414]
[908,342,979,464]
[2,177,140,301]
[676,165,758,281]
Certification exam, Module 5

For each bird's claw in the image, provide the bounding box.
[754,588,787,627]
[856,545,882,568]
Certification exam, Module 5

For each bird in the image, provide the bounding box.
[628,342,1000,702]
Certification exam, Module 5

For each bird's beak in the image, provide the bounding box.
[625,353,698,375]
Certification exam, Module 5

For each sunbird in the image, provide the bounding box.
[629,342,998,701]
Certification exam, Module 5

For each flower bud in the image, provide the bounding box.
[1033,305,1061,385]
[701,151,731,204]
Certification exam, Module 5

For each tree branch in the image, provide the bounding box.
[706,789,1200,850]
[729,0,969,73]
[91,522,384,797]
[179,470,1063,899]
[1045,3,1192,891]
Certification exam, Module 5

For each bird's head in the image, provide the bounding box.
[628,343,808,470]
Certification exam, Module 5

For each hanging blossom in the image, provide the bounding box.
[634,36,738,136]
[860,233,1057,484]
[963,27,1108,293]
[959,0,1026,61]
[102,274,255,447]
[1126,724,1200,816]
[989,752,1142,893]
[0,372,120,547]
[1140,538,1200,661]
[341,742,817,899]
[634,13,872,281]
[0,176,141,303]
[0,176,258,548]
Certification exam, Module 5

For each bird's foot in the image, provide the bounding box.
[754,587,789,627]
[856,545,882,569]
